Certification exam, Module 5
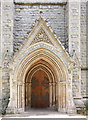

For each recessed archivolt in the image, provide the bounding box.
[28,68,52,84]
[11,48,70,113]
[14,48,68,84]
[13,42,70,70]
[18,58,63,84]
[25,63,56,84]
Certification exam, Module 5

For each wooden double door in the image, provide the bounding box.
[31,70,49,108]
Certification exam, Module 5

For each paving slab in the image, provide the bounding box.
[1,109,87,118]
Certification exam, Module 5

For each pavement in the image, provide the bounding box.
[1,109,87,118]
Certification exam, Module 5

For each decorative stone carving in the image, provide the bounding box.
[30,28,53,45]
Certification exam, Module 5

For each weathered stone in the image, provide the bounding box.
[0,0,87,115]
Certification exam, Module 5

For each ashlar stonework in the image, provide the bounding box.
[0,0,87,115]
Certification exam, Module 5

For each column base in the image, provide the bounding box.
[67,107,76,114]
[6,107,14,114]
[6,98,14,114]
[58,108,66,113]
[6,98,25,114]
[6,107,25,114]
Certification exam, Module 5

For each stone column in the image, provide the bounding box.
[53,83,56,107]
[56,83,58,108]
[49,83,52,107]
[25,82,27,110]
[29,83,31,108]
[60,83,63,111]
[57,83,61,112]
[25,82,31,110]
[58,82,66,113]
[22,83,25,111]
[62,83,66,112]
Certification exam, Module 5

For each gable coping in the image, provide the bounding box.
[12,18,71,63]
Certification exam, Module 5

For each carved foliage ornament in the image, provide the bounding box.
[30,28,53,45]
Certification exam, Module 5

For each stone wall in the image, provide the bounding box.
[0,0,2,113]
[0,0,1,66]
[87,2,88,97]
[0,0,13,114]
[68,1,81,58]
[13,2,68,52]
[81,70,87,97]
[64,2,69,50]
[81,2,86,68]
[0,0,88,114]
[80,2,88,97]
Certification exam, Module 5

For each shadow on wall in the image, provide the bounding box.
[0,97,10,115]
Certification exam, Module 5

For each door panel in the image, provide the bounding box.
[31,70,49,108]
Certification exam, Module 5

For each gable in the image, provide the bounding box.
[30,28,53,46]
[12,18,71,64]
[26,18,57,47]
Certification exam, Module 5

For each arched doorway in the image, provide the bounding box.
[7,18,76,114]
[31,70,49,108]
[9,48,76,114]
[25,59,57,111]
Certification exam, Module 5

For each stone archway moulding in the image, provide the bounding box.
[25,60,58,110]
[8,43,76,114]
[13,43,70,80]
[8,17,76,114]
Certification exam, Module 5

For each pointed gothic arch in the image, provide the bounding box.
[8,18,76,114]
[8,47,76,113]
[25,59,58,110]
